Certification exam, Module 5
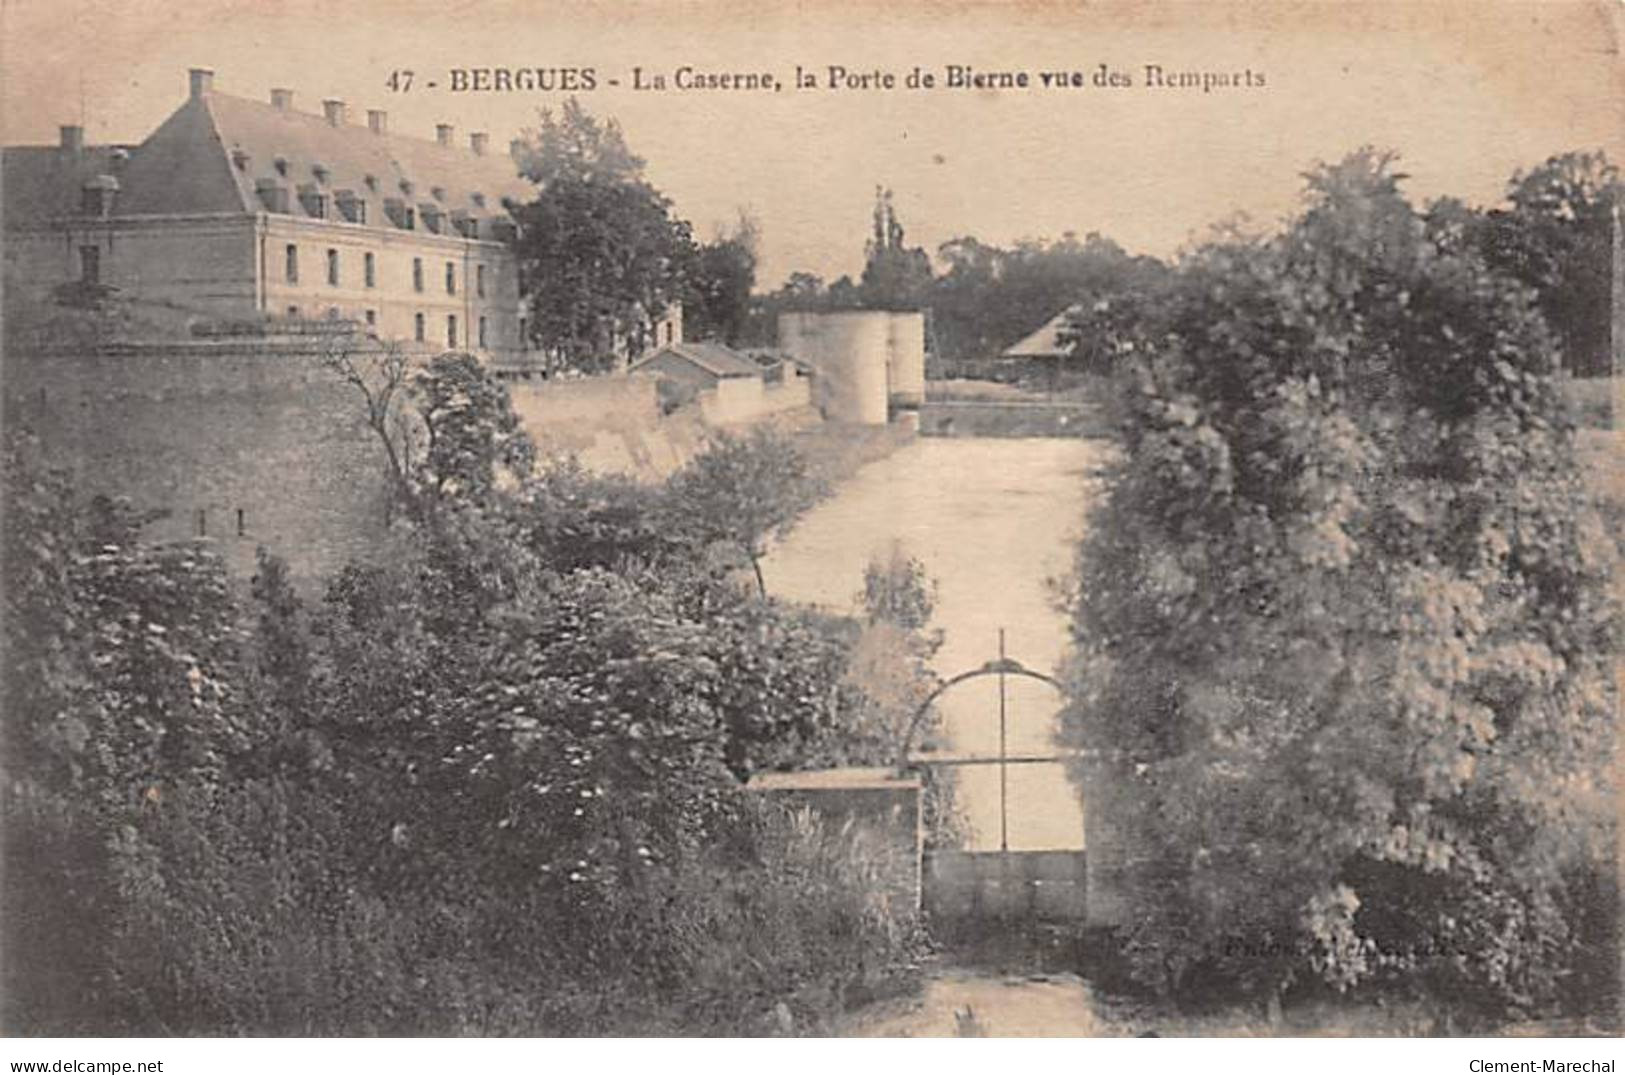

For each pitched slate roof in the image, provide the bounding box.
[1002,304,1084,358]
[2,145,137,223]
[631,341,764,379]
[5,90,532,231]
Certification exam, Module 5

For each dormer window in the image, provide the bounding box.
[398,178,414,196]
[364,174,379,191]
[450,210,476,239]
[273,156,289,177]
[431,186,446,202]
[80,175,119,217]
[298,184,328,218]
[256,179,290,213]
[419,204,443,234]
[231,149,250,171]
[312,162,330,184]
[384,197,414,230]
[471,192,486,208]
[335,189,365,224]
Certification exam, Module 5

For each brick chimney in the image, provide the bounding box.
[322,99,346,127]
[189,68,215,99]
[435,123,453,147]
[270,88,294,111]
[469,131,488,156]
[367,109,387,134]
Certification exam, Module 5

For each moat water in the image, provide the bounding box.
[763,435,1110,850]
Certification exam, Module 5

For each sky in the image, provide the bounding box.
[3,0,1621,289]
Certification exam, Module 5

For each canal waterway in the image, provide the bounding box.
[763,435,1110,850]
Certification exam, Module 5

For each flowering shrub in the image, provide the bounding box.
[1061,150,1618,1022]
[2,411,928,1034]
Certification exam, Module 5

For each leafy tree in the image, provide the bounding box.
[859,540,941,638]
[316,334,417,513]
[703,598,856,778]
[852,543,945,756]
[410,352,534,501]
[2,437,251,1031]
[509,99,696,373]
[933,232,1166,366]
[859,187,934,310]
[1062,149,1619,1022]
[1476,151,1619,377]
[2,439,248,812]
[780,271,829,306]
[665,427,827,596]
[686,213,759,345]
[518,459,684,574]
[320,339,535,515]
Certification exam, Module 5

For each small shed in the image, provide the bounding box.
[630,340,763,390]
[1001,304,1084,362]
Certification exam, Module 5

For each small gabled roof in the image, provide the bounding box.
[632,341,763,379]
[1002,304,1085,359]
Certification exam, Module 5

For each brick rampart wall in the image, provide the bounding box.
[3,339,391,584]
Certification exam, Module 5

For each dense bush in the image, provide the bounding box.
[1,399,928,1034]
[1060,150,1618,1024]
[1435,151,1619,378]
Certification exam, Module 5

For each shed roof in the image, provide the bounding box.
[1002,304,1084,359]
[632,341,763,379]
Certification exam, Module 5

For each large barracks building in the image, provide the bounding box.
[3,68,536,361]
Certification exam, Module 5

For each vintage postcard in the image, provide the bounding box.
[1,0,1621,1061]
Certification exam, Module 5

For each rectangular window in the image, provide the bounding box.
[364,251,376,288]
[287,305,300,318]
[236,509,246,538]
[285,244,299,283]
[445,261,456,295]
[414,312,425,342]
[364,309,376,327]
[412,258,423,292]
[478,316,488,348]
[447,314,458,348]
[196,509,207,537]
[326,248,340,286]
[519,317,527,348]
[79,245,100,285]
[476,264,486,298]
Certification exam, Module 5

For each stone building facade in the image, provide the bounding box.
[3,68,531,362]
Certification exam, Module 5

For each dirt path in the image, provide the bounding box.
[841,968,1117,1037]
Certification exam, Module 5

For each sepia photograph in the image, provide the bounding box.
[0,0,1621,1060]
